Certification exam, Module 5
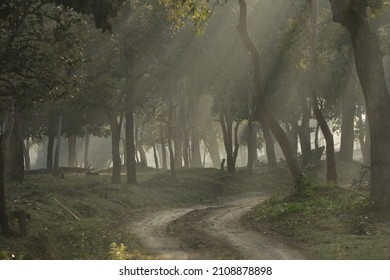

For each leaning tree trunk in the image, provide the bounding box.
[310,0,337,184]
[329,0,390,208]
[259,116,277,170]
[0,134,9,235]
[219,104,235,174]
[152,143,159,169]
[237,0,303,187]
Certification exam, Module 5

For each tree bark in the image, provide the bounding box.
[84,134,90,168]
[160,124,168,170]
[152,143,159,169]
[329,0,390,208]
[358,106,370,165]
[339,84,356,162]
[110,116,122,184]
[23,139,30,171]
[9,112,24,181]
[237,0,303,186]
[167,102,176,177]
[183,128,189,168]
[47,130,55,170]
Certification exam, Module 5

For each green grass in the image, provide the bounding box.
[246,171,390,259]
[1,165,288,259]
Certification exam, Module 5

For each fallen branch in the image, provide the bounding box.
[52,197,81,221]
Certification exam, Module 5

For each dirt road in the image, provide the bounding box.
[129,193,304,260]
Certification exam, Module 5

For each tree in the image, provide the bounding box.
[329,0,390,209]
[236,0,303,188]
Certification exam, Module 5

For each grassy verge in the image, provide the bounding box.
[0,166,291,259]
[247,161,390,259]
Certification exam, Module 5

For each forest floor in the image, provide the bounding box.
[1,160,390,259]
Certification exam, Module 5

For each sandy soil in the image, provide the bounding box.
[129,193,305,260]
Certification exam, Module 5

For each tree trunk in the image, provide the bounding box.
[247,89,255,173]
[47,131,55,170]
[67,136,77,167]
[358,106,370,165]
[152,143,159,169]
[314,122,320,150]
[237,0,303,187]
[167,103,176,177]
[53,115,63,175]
[310,0,337,184]
[339,84,356,162]
[329,0,390,208]
[207,126,221,168]
[160,125,168,170]
[191,127,202,168]
[183,128,189,168]
[259,115,277,170]
[84,134,90,168]
[9,112,24,181]
[23,139,31,171]
[125,108,137,184]
[0,135,9,235]
[299,98,313,165]
[110,117,122,184]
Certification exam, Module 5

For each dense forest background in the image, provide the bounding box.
[1,0,390,259]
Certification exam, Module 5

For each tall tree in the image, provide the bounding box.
[329,0,390,209]
[236,0,303,188]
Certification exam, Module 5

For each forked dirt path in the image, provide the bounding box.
[129,193,305,260]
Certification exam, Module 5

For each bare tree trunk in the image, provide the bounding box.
[237,0,303,187]
[84,134,90,168]
[110,117,122,184]
[47,126,55,170]
[358,106,370,165]
[10,112,24,181]
[160,124,168,169]
[23,139,30,171]
[153,143,159,169]
[167,103,176,177]
[183,128,189,168]
[247,89,255,173]
[53,115,63,175]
